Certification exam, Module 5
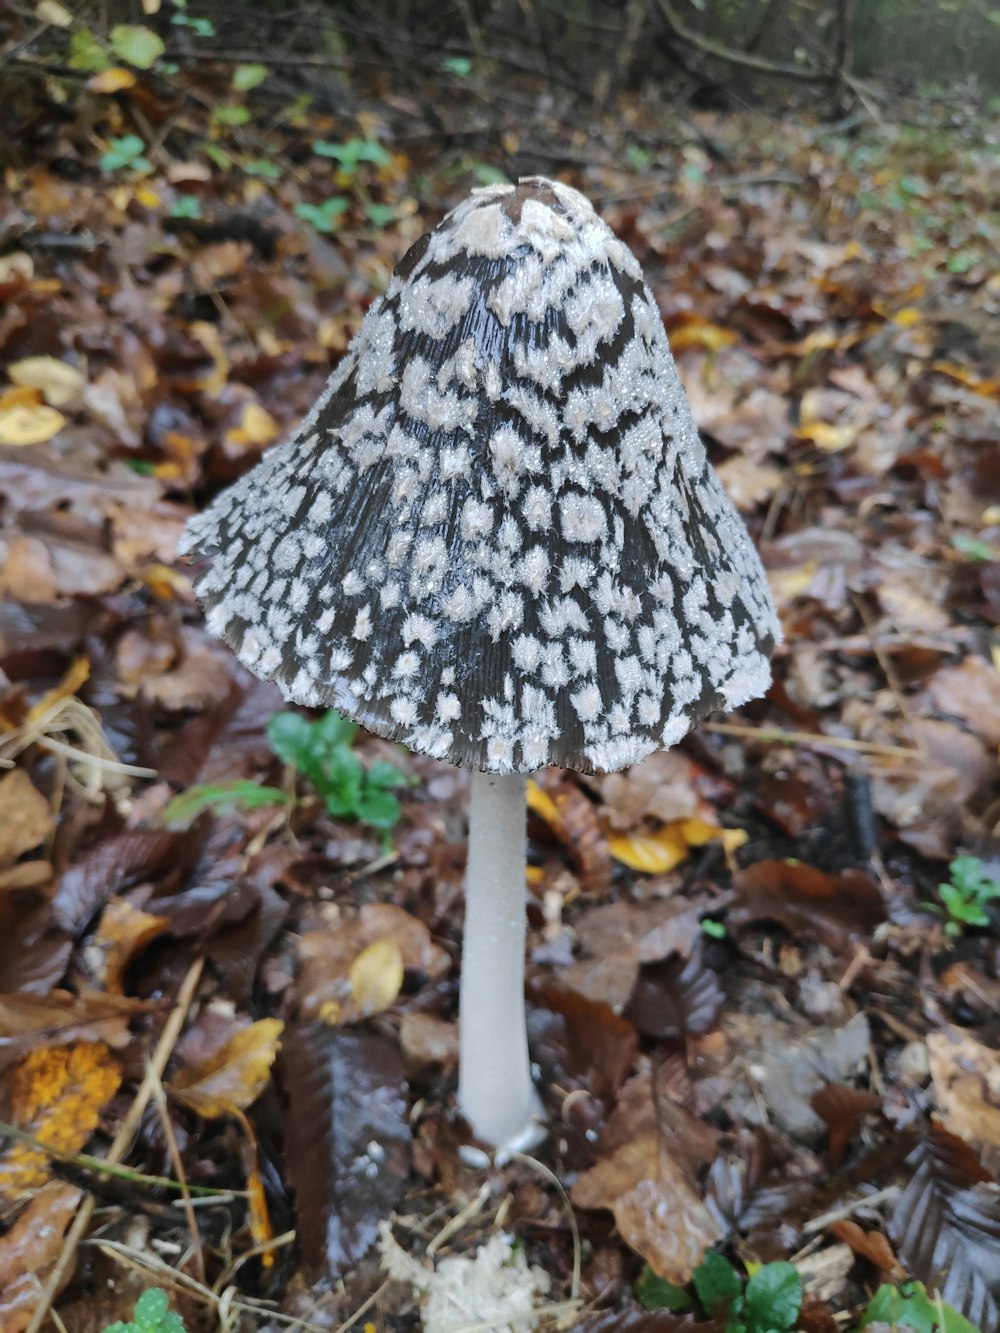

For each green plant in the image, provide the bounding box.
[267,708,411,831]
[312,136,392,173]
[859,1281,980,1333]
[99,135,150,174]
[930,855,1000,936]
[294,197,350,233]
[637,1252,802,1333]
[161,778,290,827]
[102,1288,186,1333]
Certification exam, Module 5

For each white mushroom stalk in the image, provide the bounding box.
[459,770,536,1149]
[180,176,781,1151]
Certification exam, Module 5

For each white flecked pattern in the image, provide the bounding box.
[181,177,781,774]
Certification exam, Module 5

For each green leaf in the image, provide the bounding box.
[352,787,402,830]
[232,62,269,91]
[109,24,165,69]
[312,709,359,749]
[267,712,316,767]
[635,1264,695,1312]
[99,135,150,173]
[243,157,281,180]
[951,533,995,562]
[366,759,410,790]
[861,1282,937,1333]
[363,202,398,228]
[694,1251,743,1316]
[471,162,511,186]
[702,918,726,939]
[294,197,350,233]
[743,1262,801,1333]
[212,104,251,127]
[101,1286,188,1333]
[202,142,232,170]
[312,137,391,170]
[69,28,111,72]
[441,55,472,77]
[161,781,288,827]
[171,12,214,36]
[169,193,202,219]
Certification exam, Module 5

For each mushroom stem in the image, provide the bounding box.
[458,769,537,1150]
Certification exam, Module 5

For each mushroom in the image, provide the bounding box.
[180,177,780,1151]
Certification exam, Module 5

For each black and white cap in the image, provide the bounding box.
[181,177,780,774]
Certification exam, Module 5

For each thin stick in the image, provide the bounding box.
[803,1183,901,1233]
[25,957,204,1333]
[701,721,920,761]
[508,1150,582,1301]
[147,1059,206,1285]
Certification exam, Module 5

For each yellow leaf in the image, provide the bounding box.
[140,563,194,601]
[526,777,564,834]
[610,820,746,874]
[668,318,736,353]
[932,361,999,398]
[794,420,858,452]
[135,184,161,210]
[891,306,923,328]
[9,355,83,406]
[190,320,229,397]
[768,562,817,605]
[0,1043,121,1202]
[226,401,279,449]
[36,0,73,26]
[170,1019,283,1118]
[87,67,137,93]
[609,826,690,874]
[0,403,65,446]
[141,0,161,12]
[349,938,404,1019]
[91,898,169,994]
[0,252,33,283]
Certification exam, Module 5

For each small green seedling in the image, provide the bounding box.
[294,197,350,234]
[267,708,411,831]
[637,1251,802,1333]
[102,1288,186,1333]
[860,1281,980,1333]
[930,855,1000,937]
[99,136,150,174]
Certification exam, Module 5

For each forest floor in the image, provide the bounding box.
[0,31,999,1333]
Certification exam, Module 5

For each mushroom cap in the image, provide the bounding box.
[181,177,780,775]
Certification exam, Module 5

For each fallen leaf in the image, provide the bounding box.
[87,67,137,93]
[8,356,84,407]
[828,1219,903,1277]
[0,991,136,1054]
[0,770,52,868]
[170,1018,283,1118]
[399,1012,458,1072]
[282,1022,410,1276]
[928,1027,1000,1151]
[0,403,65,446]
[0,1182,82,1325]
[610,820,745,874]
[88,897,169,995]
[730,860,885,952]
[927,656,1000,748]
[573,1101,720,1281]
[347,937,404,1021]
[0,1042,121,1201]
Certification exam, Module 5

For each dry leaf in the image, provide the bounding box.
[87,67,137,93]
[89,897,169,994]
[8,357,84,407]
[225,401,279,450]
[347,938,404,1021]
[35,0,74,26]
[928,1027,1000,1150]
[170,1018,283,1117]
[0,1182,82,1325]
[609,819,745,874]
[0,770,52,868]
[0,1042,121,1202]
[0,404,65,446]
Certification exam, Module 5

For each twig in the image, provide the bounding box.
[25,957,205,1333]
[803,1183,901,1233]
[147,1059,206,1285]
[701,721,920,761]
[651,0,832,81]
[508,1150,581,1302]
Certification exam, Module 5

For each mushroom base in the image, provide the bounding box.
[458,769,542,1151]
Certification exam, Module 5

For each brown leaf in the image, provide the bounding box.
[927,1026,1000,1151]
[811,1084,882,1167]
[0,1042,121,1202]
[730,860,885,952]
[297,903,449,1022]
[169,1018,283,1117]
[828,1219,903,1277]
[890,1126,1000,1332]
[399,1012,458,1072]
[0,770,52,868]
[282,1022,410,1276]
[52,828,199,934]
[927,656,1000,748]
[0,991,136,1056]
[573,1067,720,1283]
[88,897,169,995]
[530,772,613,893]
[0,1182,82,1325]
[532,982,639,1099]
[624,941,725,1041]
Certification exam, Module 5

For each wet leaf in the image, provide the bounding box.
[730,861,885,952]
[0,1182,82,1323]
[0,770,52,868]
[347,937,404,1020]
[169,1018,283,1117]
[89,898,169,995]
[0,1041,121,1201]
[282,1022,410,1275]
[610,820,745,875]
[0,403,65,446]
[890,1126,1000,1333]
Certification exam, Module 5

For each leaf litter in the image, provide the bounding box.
[0,29,997,1333]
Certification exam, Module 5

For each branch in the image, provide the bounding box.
[651,0,832,82]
